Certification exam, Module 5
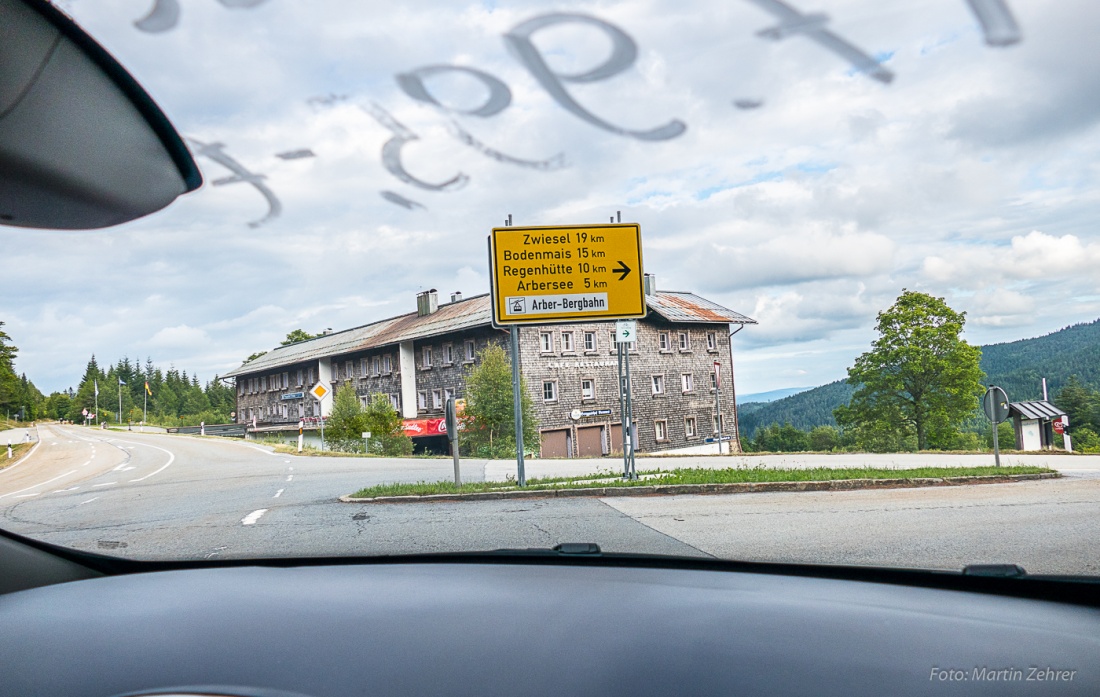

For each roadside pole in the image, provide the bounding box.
[983,385,1010,468]
[298,420,304,453]
[617,341,628,478]
[446,397,461,486]
[714,361,723,454]
[615,320,637,480]
[510,326,525,487]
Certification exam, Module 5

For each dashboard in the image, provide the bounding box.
[1,532,1097,697]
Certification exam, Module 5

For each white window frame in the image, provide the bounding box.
[679,332,690,351]
[382,355,392,374]
[444,388,454,405]
[442,343,454,365]
[658,332,671,352]
[422,346,433,369]
[706,332,717,351]
[561,331,575,353]
[543,380,558,402]
[584,331,596,352]
[297,369,303,387]
[685,416,697,438]
[360,359,368,377]
[654,419,668,442]
[581,378,595,401]
[389,393,400,410]
[345,361,353,379]
[372,356,381,376]
[651,374,665,395]
[681,373,694,393]
[432,389,443,409]
[417,391,427,410]
[464,339,476,362]
[540,332,554,353]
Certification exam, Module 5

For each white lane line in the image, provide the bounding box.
[14,493,39,498]
[284,460,290,463]
[107,438,177,482]
[0,438,44,476]
[0,470,78,500]
[242,443,278,456]
[273,488,284,498]
[53,487,80,493]
[241,509,268,525]
[288,467,294,471]
[79,497,99,505]
[286,474,293,482]
[92,482,116,488]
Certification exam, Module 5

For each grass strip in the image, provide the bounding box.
[0,442,34,470]
[351,465,1053,498]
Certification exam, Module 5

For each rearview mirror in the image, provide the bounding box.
[0,0,201,230]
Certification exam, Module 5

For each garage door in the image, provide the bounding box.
[577,426,606,457]
[609,423,623,454]
[540,429,571,458]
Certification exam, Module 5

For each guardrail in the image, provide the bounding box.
[166,423,247,438]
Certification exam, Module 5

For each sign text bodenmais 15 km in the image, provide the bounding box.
[488,223,646,326]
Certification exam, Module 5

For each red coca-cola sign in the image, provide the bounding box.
[402,417,446,437]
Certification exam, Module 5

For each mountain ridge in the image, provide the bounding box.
[737,318,1100,438]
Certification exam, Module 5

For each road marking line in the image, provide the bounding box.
[242,443,278,456]
[274,488,284,498]
[286,474,293,482]
[53,487,79,493]
[14,493,39,498]
[110,438,176,482]
[289,467,294,471]
[241,509,268,525]
[79,497,99,505]
[0,470,77,499]
[92,482,117,488]
[0,438,44,476]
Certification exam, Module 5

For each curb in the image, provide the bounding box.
[339,472,1061,504]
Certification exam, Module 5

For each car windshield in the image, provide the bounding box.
[1,0,1098,573]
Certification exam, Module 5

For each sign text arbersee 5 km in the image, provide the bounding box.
[489,223,645,326]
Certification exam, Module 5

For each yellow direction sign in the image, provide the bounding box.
[309,382,330,401]
[489,223,646,326]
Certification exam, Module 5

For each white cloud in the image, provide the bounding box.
[3,0,1100,395]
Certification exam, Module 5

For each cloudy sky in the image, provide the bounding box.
[4,0,1100,397]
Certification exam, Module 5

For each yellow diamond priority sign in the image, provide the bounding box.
[309,382,330,401]
[489,223,646,326]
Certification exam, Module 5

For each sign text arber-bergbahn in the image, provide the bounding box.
[489,223,646,326]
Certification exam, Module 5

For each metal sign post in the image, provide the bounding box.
[983,385,1010,467]
[615,320,637,480]
[446,397,461,486]
[510,326,525,487]
[713,361,723,454]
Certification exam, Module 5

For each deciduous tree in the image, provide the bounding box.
[835,290,984,451]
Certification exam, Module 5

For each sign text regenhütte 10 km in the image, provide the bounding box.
[489,223,646,326]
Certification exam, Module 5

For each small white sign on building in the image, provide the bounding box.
[615,320,638,343]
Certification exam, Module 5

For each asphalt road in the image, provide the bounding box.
[2,424,1098,575]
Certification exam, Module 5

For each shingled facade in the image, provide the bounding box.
[221,281,755,455]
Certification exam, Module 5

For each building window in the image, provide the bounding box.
[540,332,554,353]
[713,414,724,433]
[345,361,353,379]
[681,373,694,393]
[390,394,400,411]
[543,380,558,402]
[581,379,595,400]
[685,417,697,438]
[422,346,433,368]
[710,372,718,390]
[417,391,427,410]
[706,332,717,351]
[261,376,267,391]
[382,355,392,374]
[464,339,476,361]
[679,332,691,351]
[372,356,381,375]
[651,374,665,395]
[238,382,244,396]
[561,331,575,353]
[308,367,315,385]
[432,389,443,409]
[584,331,596,352]
[297,369,303,387]
[442,343,454,365]
[444,388,454,403]
[360,359,368,377]
[658,332,671,351]
[654,420,668,441]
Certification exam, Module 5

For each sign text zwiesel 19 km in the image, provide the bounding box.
[489,223,646,326]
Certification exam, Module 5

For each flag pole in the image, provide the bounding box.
[143,387,148,433]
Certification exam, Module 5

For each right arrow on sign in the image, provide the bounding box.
[613,261,631,281]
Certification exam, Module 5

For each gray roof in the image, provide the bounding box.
[1008,400,1066,420]
[222,290,754,378]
